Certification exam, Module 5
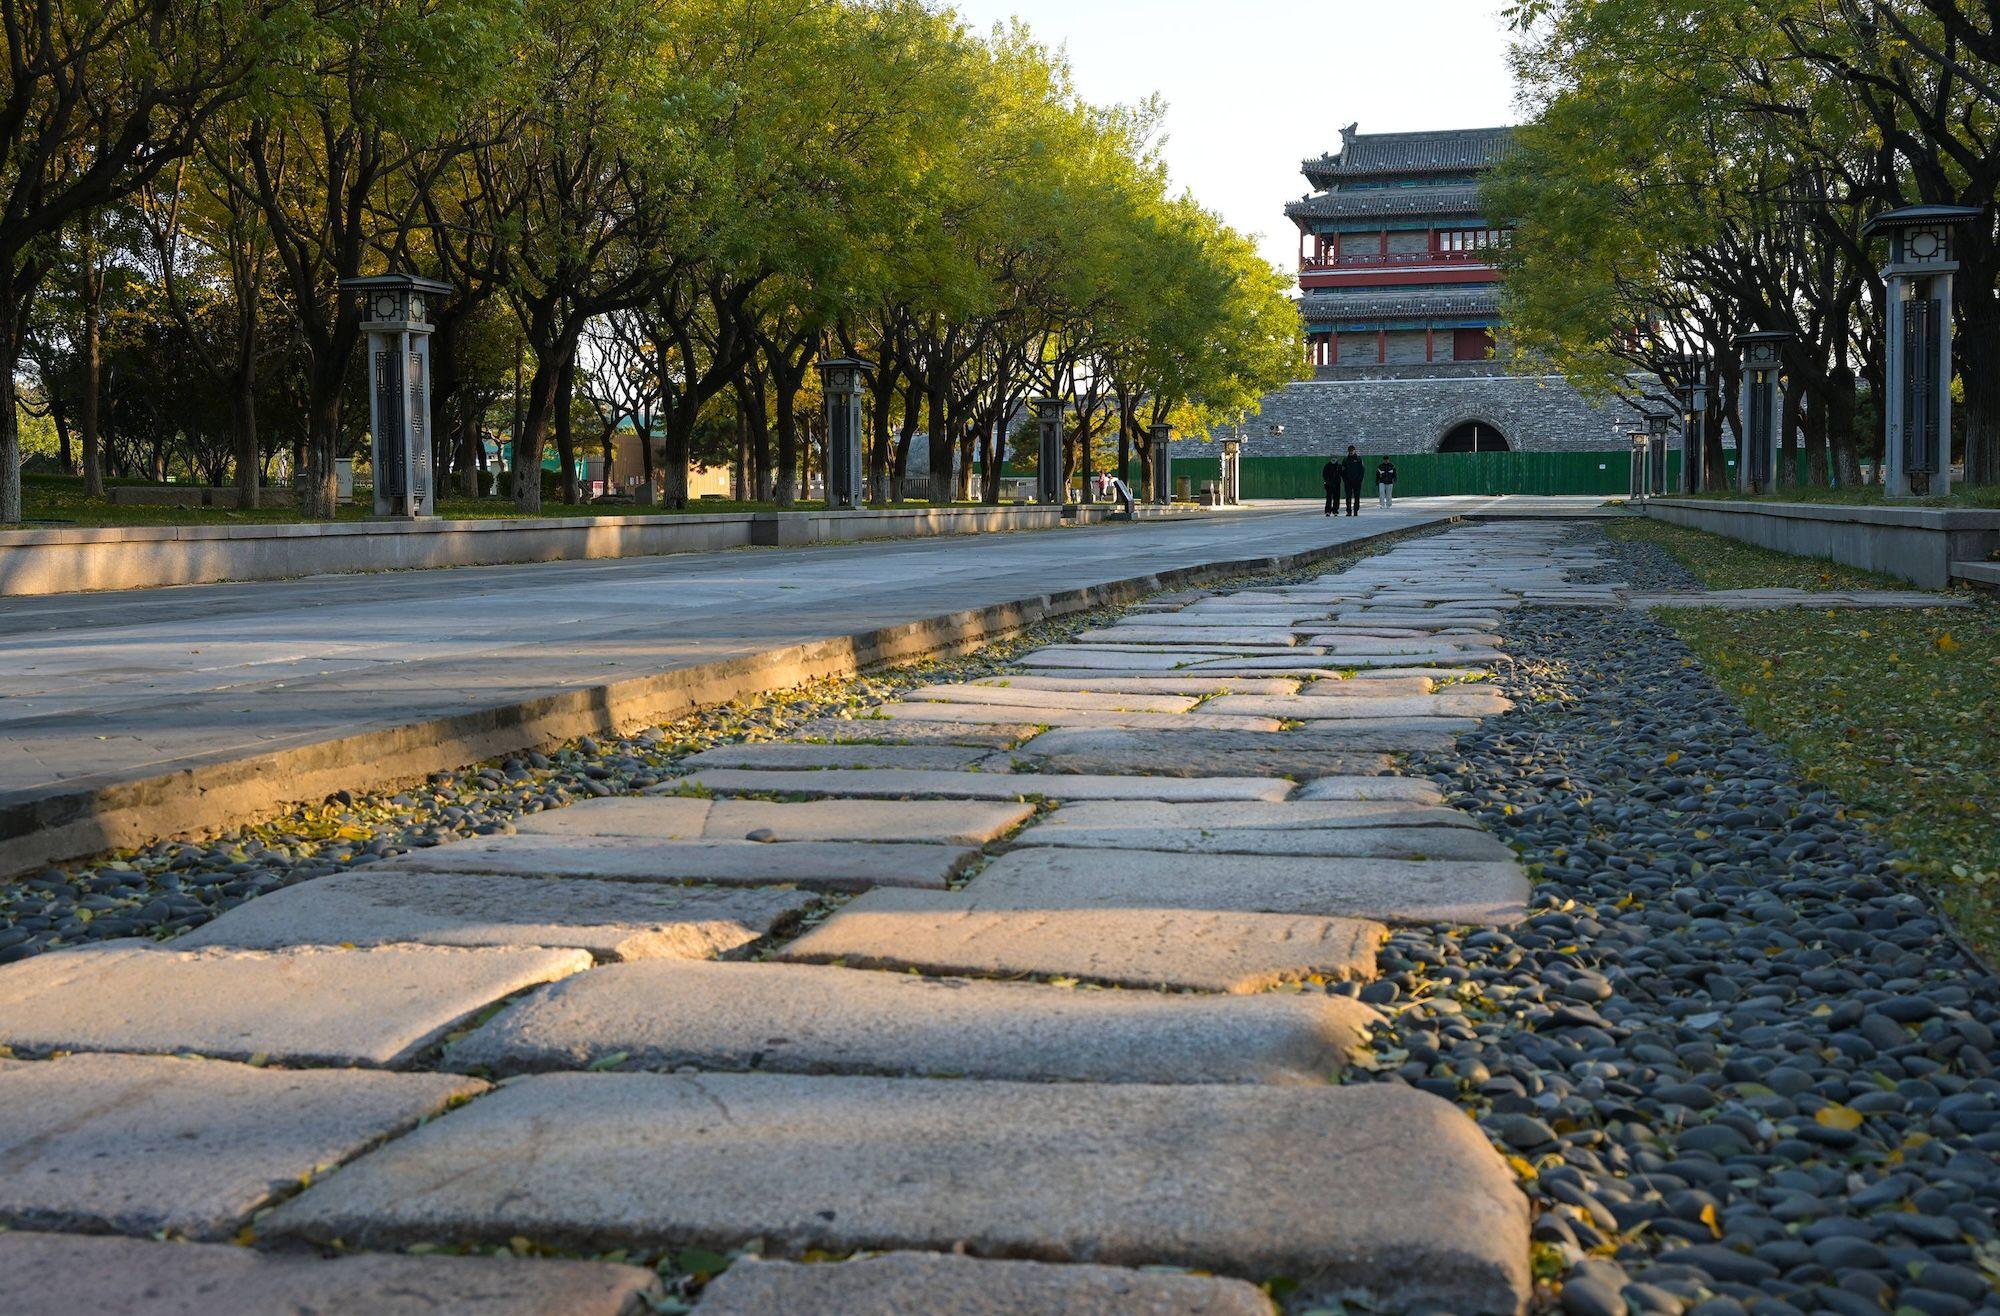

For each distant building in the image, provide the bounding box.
[1244,123,1625,464]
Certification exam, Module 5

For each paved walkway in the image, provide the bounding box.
[0,522,1985,1315]
[0,499,1483,873]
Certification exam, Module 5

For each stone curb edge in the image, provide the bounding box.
[0,519,1455,880]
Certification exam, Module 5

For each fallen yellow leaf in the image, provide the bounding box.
[1816,1103,1863,1130]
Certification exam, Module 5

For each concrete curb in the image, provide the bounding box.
[2,521,1449,879]
[1645,498,2000,589]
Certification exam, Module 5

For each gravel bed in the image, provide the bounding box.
[1353,585,2000,1310]
[0,529,1442,965]
[1575,523,1706,591]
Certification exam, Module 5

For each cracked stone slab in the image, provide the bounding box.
[973,674,1301,695]
[963,847,1529,926]
[178,870,817,961]
[1074,627,1304,647]
[1007,728,1397,778]
[1204,693,1512,720]
[525,795,1034,846]
[443,957,1374,1084]
[1183,654,1495,672]
[0,942,590,1068]
[693,1253,1276,1316]
[678,742,995,771]
[262,1072,1529,1315]
[872,702,1283,732]
[674,768,1294,802]
[1016,801,1508,861]
[0,1053,484,1240]
[899,683,1199,713]
[367,835,975,892]
[0,1231,661,1316]
[775,887,1383,992]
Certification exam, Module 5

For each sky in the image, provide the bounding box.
[946,0,1523,272]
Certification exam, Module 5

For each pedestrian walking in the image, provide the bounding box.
[1321,455,1338,517]
[1375,457,1397,509]
[1341,446,1364,516]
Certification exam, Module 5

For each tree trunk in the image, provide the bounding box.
[0,335,20,524]
[1827,360,1863,487]
[460,388,481,497]
[772,375,800,507]
[926,369,952,505]
[231,369,258,507]
[81,279,104,499]
[303,387,342,520]
[1960,306,2000,487]
[1778,375,1802,488]
[555,354,578,505]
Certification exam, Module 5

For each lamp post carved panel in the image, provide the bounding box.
[1034,398,1066,505]
[1149,423,1173,505]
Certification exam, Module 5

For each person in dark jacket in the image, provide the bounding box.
[1375,457,1398,508]
[1340,446,1364,515]
[1321,456,1339,516]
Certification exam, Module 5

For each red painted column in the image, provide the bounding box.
[1378,231,1389,258]
[1426,326,1435,362]
[1331,232,1340,262]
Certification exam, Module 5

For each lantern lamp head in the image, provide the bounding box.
[816,357,873,396]
[1646,413,1670,439]
[1733,329,1793,372]
[1863,205,1982,270]
[341,273,452,328]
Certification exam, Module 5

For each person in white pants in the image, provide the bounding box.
[1375,457,1397,508]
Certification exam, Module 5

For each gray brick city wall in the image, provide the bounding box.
[1240,372,1633,457]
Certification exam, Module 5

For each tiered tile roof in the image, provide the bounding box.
[1298,285,1500,326]
[1301,125,1515,189]
[1284,182,1484,222]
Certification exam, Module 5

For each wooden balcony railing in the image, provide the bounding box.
[1299,250,1497,272]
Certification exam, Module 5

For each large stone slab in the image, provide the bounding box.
[443,957,1373,1085]
[179,869,817,961]
[1036,798,1477,831]
[1017,801,1508,861]
[775,887,1383,992]
[1184,653,1494,672]
[1019,648,1202,671]
[1204,692,1511,719]
[0,1231,661,1316]
[0,942,590,1068]
[1295,674,1436,696]
[973,674,1300,695]
[900,683,1199,713]
[369,835,973,892]
[964,847,1529,926]
[1074,627,1302,647]
[794,717,1035,747]
[873,702,1283,732]
[1008,727,1445,775]
[694,1253,1275,1316]
[524,794,1033,845]
[678,741,993,771]
[675,768,1294,802]
[0,1053,483,1239]
[263,1072,1529,1314]
[1292,774,1444,803]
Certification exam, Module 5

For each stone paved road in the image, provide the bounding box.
[2,521,1988,1316]
[0,499,1483,874]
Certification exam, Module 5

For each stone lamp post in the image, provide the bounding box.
[1149,423,1174,505]
[1628,430,1649,502]
[341,273,452,517]
[1221,438,1243,506]
[1733,330,1791,494]
[1646,412,1670,499]
[1671,355,1711,493]
[1033,398,1066,505]
[1864,205,1982,498]
[817,357,872,511]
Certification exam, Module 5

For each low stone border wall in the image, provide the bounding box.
[0,506,1070,597]
[1644,498,2000,589]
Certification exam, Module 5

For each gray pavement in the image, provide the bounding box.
[0,499,1480,870]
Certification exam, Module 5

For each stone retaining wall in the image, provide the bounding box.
[1644,498,2000,589]
[0,506,1073,597]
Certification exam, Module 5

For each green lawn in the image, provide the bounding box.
[1625,517,2000,960]
[9,474,997,528]
[1605,517,1903,591]
[1673,482,2000,509]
